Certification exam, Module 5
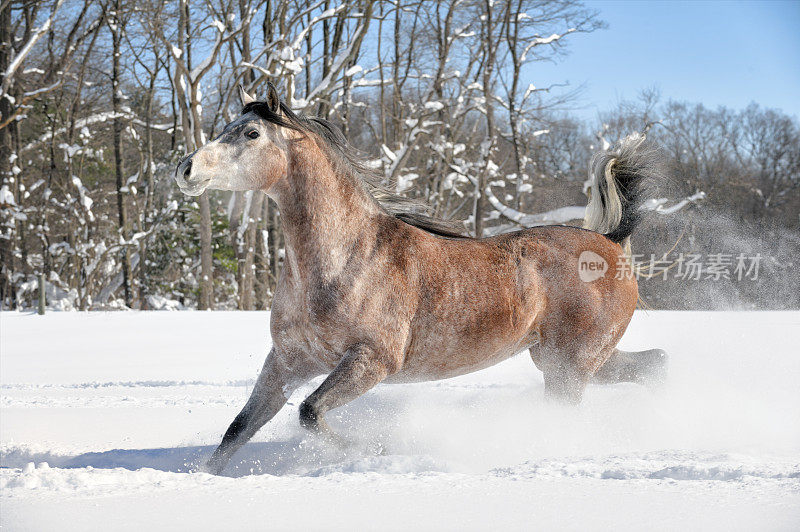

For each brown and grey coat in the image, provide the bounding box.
[175,83,667,475]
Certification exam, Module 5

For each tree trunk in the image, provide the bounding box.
[198,192,213,309]
[267,198,281,293]
[138,53,159,310]
[176,0,214,310]
[239,192,263,310]
[474,0,497,239]
[110,4,132,307]
[0,2,14,308]
[254,195,270,309]
[505,1,524,208]
[228,191,247,308]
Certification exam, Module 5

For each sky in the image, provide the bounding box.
[526,0,800,121]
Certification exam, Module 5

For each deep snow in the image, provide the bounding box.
[1,310,799,530]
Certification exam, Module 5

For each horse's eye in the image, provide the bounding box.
[246,130,259,140]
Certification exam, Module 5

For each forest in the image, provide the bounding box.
[1,0,798,311]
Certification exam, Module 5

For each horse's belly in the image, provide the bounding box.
[388,283,540,383]
[387,323,534,383]
[388,345,524,383]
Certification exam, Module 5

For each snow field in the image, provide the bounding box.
[1,310,799,530]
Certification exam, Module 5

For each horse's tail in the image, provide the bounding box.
[583,133,663,247]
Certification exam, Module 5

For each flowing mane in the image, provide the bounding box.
[241,100,467,239]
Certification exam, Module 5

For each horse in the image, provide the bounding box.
[176,83,667,475]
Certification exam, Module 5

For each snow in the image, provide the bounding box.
[0,0,64,98]
[485,185,585,225]
[381,144,397,162]
[144,295,184,311]
[643,192,707,215]
[20,111,160,154]
[532,32,567,46]
[0,185,15,205]
[59,143,82,159]
[279,46,304,75]
[70,176,94,221]
[523,83,537,101]
[520,29,577,62]
[396,173,419,192]
[344,65,363,77]
[1,311,799,530]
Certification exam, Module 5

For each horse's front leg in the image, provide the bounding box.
[205,348,312,475]
[298,343,391,439]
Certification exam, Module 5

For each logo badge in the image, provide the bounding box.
[578,251,608,282]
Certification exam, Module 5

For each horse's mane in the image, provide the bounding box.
[242,100,467,239]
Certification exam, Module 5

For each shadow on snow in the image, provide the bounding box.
[0,437,417,478]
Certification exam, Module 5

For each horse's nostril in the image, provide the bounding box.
[183,159,192,178]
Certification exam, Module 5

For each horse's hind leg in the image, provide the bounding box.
[299,344,389,440]
[205,348,312,475]
[592,348,668,386]
[529,344,593,404]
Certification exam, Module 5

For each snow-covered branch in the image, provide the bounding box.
[642,192,706,214]
[296,6,373,109]
[486,185,707,232]
[21,111,173,153]
[0,0,65,97]
[485,186,586,226]
[519,28,575,62]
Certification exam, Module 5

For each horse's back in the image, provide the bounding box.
[421,224,637,316]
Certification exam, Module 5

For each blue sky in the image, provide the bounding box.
[526,0,800,120]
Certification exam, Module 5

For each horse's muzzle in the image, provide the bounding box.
[175,153,207,196]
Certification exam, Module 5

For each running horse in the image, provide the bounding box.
[176,83,667,475]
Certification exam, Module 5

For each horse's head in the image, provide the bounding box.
[175,82,291,196]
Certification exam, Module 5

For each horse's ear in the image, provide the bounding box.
[265,81,280,114]
[238,84,256,107]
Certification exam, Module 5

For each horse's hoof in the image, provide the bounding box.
[199,459,225,476]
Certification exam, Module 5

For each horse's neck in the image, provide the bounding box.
[272,139,380,277]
